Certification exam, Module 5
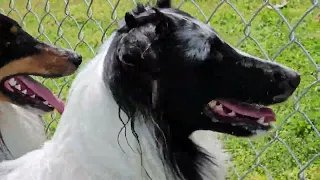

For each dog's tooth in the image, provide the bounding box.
[257,117,264,125]
[30,94,36,98]
[212,118,219,123]
[15,84,21,90]
[21,89,27,94]
[8,78,16,86]
[227,111,236,117]
[208,100,217,108]
[43,101,49,105]
[48,104,53,107]
[215,104,223,112]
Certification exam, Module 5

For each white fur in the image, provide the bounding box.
[0,33,229,180]
[0,103,46,161]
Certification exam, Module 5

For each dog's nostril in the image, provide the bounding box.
[288,72,300,89]
[272,72,300,103]
[69,54,82,67]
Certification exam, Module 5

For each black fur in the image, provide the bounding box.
[0,14,40,67]
[103,1,300,179]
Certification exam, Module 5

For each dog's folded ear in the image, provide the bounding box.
[124,12,137,29]
[132,3,146,15]
[124,7,174,32]
[120,7,175,76]
[117,31,159,76]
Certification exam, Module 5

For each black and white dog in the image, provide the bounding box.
[0,1,300,179]
[0,14,82,161]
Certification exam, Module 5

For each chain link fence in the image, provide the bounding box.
[0,0,319,179]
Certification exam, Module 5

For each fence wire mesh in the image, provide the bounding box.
[0,0,319,179]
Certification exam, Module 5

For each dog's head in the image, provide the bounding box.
[0,14,82,114]
[107,1,300,138]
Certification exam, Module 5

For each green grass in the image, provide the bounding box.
[0,0,319,179]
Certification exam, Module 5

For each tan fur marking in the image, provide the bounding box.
[10,26,18,34]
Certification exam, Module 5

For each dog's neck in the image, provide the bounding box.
[48,39,167,179]
[0,102,46,161]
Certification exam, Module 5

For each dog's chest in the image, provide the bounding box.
[0,136,13,161]
[0,103,46,160]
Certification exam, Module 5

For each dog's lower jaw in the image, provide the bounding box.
[0,102,46,161]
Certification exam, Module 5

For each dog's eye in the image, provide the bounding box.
[210,50,224,62]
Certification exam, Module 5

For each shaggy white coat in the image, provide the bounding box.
[0,102,46,161]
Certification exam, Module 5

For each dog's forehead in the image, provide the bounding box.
[162,9,213,35]
[161,9,215,60]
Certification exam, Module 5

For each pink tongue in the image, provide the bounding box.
[16,76,65,114]
[218,100,276,121]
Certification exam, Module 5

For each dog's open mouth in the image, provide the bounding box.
[1,75,64,114]
[205,99,276,127]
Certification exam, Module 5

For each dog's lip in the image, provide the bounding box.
[13,76,64,114]
[0,73,65,114]
[205,99,276,127]
[215,99,276,121]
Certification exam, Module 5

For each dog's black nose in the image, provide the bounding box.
[273,71,300,103]
[69,54,82,67]
[287,72,300,89]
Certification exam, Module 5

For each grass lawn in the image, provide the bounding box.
[0,0,319,179]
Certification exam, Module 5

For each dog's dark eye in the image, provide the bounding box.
[214,51,224,62]
[210,49,223,62]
